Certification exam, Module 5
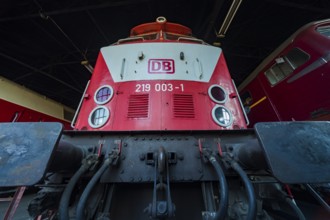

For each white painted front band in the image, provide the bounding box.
[101,42,221,83]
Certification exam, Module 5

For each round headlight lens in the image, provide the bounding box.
[208,85,227,104]
[94,85,113,104]
[212,105,233,127]
[88,106,110,128]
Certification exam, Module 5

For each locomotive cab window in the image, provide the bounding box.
[265,48,309,85]
[317,26,330,38]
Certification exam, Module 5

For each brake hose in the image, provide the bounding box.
[203,150,228,220]
[230,160,257,220]
[76,158,111,220]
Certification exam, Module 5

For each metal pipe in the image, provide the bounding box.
[58,163,89,220]
[71,80,90,128]
[230,160,257,220]
[203,150,228,220]
[285,197,306,220]
[305,184,330,213]
[76,158,111,220]
[209,156,228,220]
[217,0,243,38]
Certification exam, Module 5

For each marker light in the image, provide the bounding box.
[94,85,114,104]
[212,105,233,127]
[208,85,227,103]
[88,106,110,128]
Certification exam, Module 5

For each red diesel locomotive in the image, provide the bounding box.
[1,17,330,220]
[73,16,247,131]
[239,19,330,126]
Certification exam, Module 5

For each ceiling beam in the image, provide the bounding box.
[0,51,83,94]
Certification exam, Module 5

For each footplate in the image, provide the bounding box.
[255,121,330,184]
[0,122,62,187]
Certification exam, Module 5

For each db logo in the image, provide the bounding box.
[148,59,175,74]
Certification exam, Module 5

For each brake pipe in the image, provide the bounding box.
[76,158,111,220]
[202,149,228,220]
[230,160,257,220]
[58,163,90,220]
[59,154,99,220]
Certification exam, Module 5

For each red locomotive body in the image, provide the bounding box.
[239,19,330,126]
[74,17,247,131]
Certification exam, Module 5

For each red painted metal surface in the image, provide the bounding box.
[74,18,247,131]
[75,53,246,131]
[239,19,330,126]
[0,99,72,129]
[130,18,192,37]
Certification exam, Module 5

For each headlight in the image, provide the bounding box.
[212,105,233,127]
[94,85,114,104]
[208,84,227,103]
[88,106,110,128]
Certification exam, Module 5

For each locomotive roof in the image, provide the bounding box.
[130,17,192,37]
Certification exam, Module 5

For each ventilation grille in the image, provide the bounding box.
[127,94,149,118]
[173,94,195,118]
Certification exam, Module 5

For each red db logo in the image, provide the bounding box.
[148,59,175,74]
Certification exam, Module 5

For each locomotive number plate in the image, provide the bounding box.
[135,83,184,93]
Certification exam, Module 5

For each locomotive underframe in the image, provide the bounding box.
[1,122,330,219]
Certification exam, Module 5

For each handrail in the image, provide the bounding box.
[71,80,90,129]
[11,112,21,122]
[117,36,144,44]
[177,37,205,44]
[232,79,250,126]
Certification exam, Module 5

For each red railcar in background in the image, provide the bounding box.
[0,76,74,129]
[238,19,330,126]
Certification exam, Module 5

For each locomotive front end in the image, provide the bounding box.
[73,17,247,132]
